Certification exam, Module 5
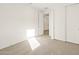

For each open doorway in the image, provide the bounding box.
[43,14,49,35]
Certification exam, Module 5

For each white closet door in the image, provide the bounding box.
[67,4,79,44]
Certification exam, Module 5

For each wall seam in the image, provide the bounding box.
[65,6,67,42]
[53,8,55,39]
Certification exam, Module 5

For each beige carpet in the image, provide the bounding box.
[0,34,79,55]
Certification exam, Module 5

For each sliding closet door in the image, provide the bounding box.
[67,4,79,44]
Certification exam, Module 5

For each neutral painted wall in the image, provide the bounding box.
[1,3,79,49]
[54,6,65,41]
[38,11,44,35]
[0,4,39,49]
[49,7,65,41]
[67,4,79,44]
[49,4,79,44]
[49,9,54,39]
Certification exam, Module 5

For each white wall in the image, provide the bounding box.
[49,9,54,39]
[1,3,79,49]
[54,6,65,41]
[0,4,39,49]
[47,4,79,44]
[38,11,44,35]
[49,7,65,41]
[49,4,79,44]
[67,4,79,44]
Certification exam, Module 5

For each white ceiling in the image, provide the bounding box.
[27,3,73,14]
[28,3,73,10]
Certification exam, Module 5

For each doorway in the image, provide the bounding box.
[43,14,49,35]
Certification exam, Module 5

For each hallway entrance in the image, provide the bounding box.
[43,13,49,35]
